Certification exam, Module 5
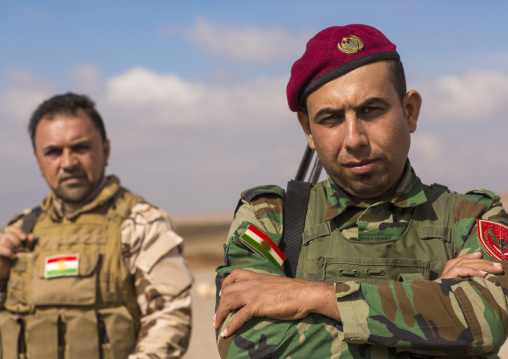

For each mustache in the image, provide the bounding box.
[339,148,384,164]
[58,168,86,183]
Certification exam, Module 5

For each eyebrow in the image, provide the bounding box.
[312,97,390,122]
[42,139,91,154]
[42,145,60,154]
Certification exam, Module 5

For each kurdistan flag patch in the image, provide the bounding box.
[241,225,286,269]
[44,255,80,278]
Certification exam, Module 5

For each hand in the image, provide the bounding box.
[0,226,35,279]
[439,252,503,279]
[213,269,339,337]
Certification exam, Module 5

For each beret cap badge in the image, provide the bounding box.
[287,25,399,112]
[338,35,364,54]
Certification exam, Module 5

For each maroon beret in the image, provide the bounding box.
[287,24,399,112]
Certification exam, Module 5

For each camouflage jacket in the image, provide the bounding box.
[216,164,508,358]
[1,176,193,359]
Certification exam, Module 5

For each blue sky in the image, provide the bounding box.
[2,1,508,222]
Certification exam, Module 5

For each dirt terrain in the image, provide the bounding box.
[172,213,230,359]
[174,212,232,271]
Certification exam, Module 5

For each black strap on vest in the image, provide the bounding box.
[20,207,42,234]
[280,180,312,278]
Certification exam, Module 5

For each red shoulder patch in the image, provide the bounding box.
[477,219,508,261]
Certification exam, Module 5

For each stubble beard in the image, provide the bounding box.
[53,180,94,204]
[338,169,395,203]
[343,172,377,199]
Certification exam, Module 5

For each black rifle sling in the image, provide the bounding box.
[281,180,312,278]
[20,207,42,234]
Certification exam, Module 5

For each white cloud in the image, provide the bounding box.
[174,17,310,64]
[0,70,59,123]
[416,70,508,122]
[106,67,205,108]
[104,67,291,127]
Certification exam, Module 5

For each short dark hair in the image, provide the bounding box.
[387,59,407,103]
[28,92,107,148]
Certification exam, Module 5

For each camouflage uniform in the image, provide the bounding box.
[0,176,193,359]
[216,162,508,358]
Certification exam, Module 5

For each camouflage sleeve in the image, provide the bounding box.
[121,203,193,359]
[216,197,351,359]
[335,190,508,357]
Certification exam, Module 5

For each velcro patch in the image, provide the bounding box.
[44,254,79,278]
[240,225,286,269]
[477,219,508,261]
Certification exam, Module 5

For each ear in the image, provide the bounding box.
[103,140,111,167]
[403,90,422,133]
[297,111,315,150]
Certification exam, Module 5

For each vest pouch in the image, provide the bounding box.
[62,310,100,359]
[0,311,24,359]
[31,251,100,306]
[4,253,33,314]
[317,257,431,284]
[99,306,136,359]
[25,312,59,359]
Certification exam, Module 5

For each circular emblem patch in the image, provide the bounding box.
[477,219,508,261]
[338,35,364,54]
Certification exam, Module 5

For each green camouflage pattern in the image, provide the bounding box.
[215,164,508,358]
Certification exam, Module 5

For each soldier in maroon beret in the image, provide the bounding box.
[215,24,508,358]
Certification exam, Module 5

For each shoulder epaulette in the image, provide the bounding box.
[235,185,285,216]
[241,185,285,202]
[464,188,500,201]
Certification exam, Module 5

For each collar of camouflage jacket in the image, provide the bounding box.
[324,160,428,221]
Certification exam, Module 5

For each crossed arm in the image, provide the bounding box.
[214,252,503,337]
[214,198,508,358]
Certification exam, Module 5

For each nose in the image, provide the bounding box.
[343,115,368,150]
[61,149,77,170]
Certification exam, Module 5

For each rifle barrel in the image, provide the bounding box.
[309,158,323,184]
[295,145,314,181]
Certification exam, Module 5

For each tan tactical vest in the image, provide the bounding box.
[0,177,141,359]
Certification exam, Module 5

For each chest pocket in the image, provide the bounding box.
[31,250,101,306]
[316,256,431,284]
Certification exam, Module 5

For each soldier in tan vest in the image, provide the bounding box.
[0,93,193,359]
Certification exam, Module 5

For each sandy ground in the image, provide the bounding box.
[175,213,227,359]
[185,269,221,359]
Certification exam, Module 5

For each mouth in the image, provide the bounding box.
[343,159,378,174]
[59,174,86,185]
